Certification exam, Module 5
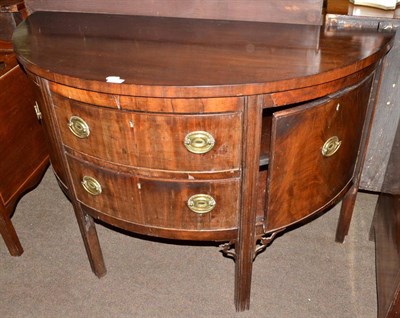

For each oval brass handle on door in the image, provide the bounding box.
[68,116,90,138]
[187,194,216,214]
[184,131,215,154]
[321,136,342,157]
[81,176,102,196]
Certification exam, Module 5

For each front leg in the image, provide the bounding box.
[73,204,107,278]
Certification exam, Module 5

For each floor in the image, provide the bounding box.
[0,168,378,317]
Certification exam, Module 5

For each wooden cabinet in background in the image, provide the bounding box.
[0,53,49,256]
[0,0,48,256]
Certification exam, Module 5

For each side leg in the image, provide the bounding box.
[73,204,106,278]
[336,60,385,243]
[336,185,358,243]
[0,205,23,256]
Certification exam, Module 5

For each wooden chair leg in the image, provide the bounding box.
[0,205,23,256]
[336,185,358,243]
[73,204,107,278]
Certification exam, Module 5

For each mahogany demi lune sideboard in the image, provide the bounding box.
[12,11,393,311]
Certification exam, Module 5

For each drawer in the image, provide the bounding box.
[53,94,242,172]
[67,155,240,231]
[266,76,373,231]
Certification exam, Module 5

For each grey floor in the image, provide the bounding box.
[1,168,378,317]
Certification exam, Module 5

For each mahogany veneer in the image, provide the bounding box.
[12,11,393,311]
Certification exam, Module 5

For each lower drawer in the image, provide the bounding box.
[67,155,240,231]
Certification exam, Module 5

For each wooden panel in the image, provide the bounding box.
[67,155,240,231]
[53,94,242,172]
[266,77,373,231]
[0,59,48,205]
[25,0,323,25]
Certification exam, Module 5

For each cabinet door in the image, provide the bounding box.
[265,77,372,231]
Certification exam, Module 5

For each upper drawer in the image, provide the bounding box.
[53,94,242,172]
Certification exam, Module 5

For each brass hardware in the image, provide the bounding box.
[34,101,42,120]
[187,194,216,214]
[81,176,102,196]
[68,116,90,138]
[184,131,215,154]
[321,136,342,157]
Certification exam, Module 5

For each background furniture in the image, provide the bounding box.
[0,0,48,256]
[327,0,400,193]
[0,0,27,50]
[373,111,400,318]
[24,0,324,25]
[13,6,393,311]
[326,2,400,316]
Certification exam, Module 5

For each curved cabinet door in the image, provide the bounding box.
[265,77,373,231]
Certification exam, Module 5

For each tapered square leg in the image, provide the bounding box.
[336,186,358,243]
[73,205,107,278]
[234,241,254,311]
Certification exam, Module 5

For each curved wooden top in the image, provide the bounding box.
[12,11,393,97]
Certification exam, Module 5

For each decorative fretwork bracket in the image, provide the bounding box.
[254,229,285,260]
[219,228,286,261]
[219,239,237,260]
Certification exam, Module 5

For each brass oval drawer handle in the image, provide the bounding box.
[184,131,215,154]
[187,194,216,214]
[81,176,102,196]
[321,136,342,157]
[68,116,90,138]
